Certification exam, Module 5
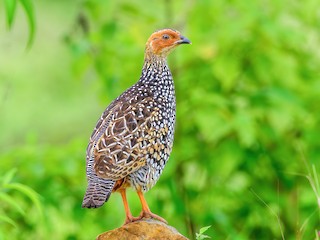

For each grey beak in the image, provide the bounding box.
[177,35,191,44]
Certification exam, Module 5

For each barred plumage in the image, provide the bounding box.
[82,29,191,224]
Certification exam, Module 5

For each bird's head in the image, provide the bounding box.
[145,29,191,60]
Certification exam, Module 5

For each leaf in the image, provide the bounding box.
[3,183,42,215]
[196,226,212,240]
[199,225,211,235]
[312,165,320,196]
[233,109,256,147]
[0,192,25,215]
[19,0,36,47]
[213,55,240,91]
[4,0,17,28]
[201,235,211,239]
[0,214,17,227]
[196,233,211,240]
[1,169,17,185]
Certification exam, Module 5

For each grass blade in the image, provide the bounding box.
[0,192,26,215]
[1,169,17,186]
[312,165,320,197]
[4,0,17,28]
[0,214,17,227]
[251,188,285,240]
[4,183,42,215]
[19,0,36,47]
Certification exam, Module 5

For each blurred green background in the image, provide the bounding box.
[1,0,320,239]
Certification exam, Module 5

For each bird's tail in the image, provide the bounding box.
[82,177,115,208]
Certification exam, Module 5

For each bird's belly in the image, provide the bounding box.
[127,162,165,192]
[117,102,175,193]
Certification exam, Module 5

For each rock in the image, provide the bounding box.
[96,218,188,240]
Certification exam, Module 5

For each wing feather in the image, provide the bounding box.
[91,96,160,180]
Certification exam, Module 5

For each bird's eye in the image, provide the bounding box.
[162,34,170,40]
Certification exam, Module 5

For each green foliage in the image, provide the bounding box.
[0,169,42,238]
[3,0,36,47]
[196,225,211,240]
[1,0,320,239]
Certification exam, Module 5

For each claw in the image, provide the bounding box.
[136,210,168,224]
[123,215,141,225]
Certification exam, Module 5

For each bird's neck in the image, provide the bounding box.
[139,50,170,80]
[143,50,167,66]
[139,58,171,85]
[138,54,174,99]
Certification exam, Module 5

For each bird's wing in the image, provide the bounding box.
[91,96,162,180]
[86,102,121,164]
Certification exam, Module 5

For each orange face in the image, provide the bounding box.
[146,29,191,55]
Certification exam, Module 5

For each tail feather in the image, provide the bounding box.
[82,177,115,208]
[82,154,115,208]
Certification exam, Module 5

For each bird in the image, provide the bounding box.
[82,28,191,224]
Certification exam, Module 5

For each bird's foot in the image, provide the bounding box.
[136,210,168,224]
[123,215,141,225]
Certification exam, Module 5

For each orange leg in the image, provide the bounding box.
[119,189,139,224]
[136,190,168,224]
